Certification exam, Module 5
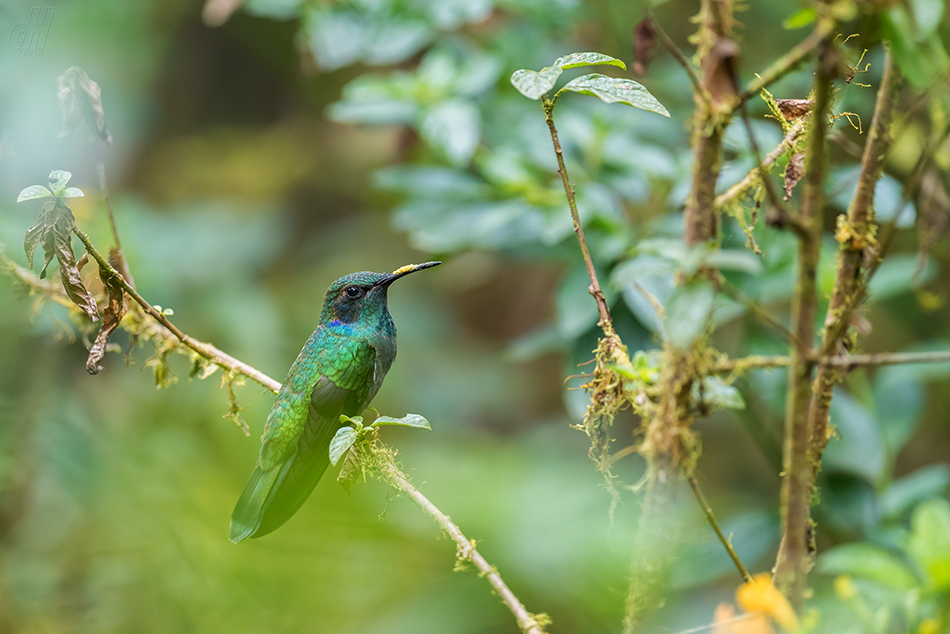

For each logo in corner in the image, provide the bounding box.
[9,7,54,57]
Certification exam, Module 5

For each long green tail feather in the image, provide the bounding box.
[228,464,284,543]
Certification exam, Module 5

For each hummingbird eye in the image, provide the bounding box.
[344,285,363,299]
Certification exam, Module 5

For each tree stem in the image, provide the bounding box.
[686,472,753,583]
[541,95,613,331]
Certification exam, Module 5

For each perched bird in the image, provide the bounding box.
[229,262,441,543]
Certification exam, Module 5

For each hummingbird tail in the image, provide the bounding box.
[228,464,283,543]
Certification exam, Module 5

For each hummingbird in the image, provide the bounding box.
[229,261,441,543]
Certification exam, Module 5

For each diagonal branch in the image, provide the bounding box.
[806,49,899,489]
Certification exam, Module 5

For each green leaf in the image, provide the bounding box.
[908,498,950,589]
[817,543,919,590]
[552,52,626,71]
[420,99,481,166]
[510,66,562,100]
[339,414,363,428]
[664,282,715,349]
[329,426,359,466]
[17,185,53,203]
[47,170,72,194]
[910,0,945,39]
[882,6,950,89]
[556,74,670,117]
[782,7,815,29]
[372,413,431,430]
[693,376,745,410]
[59,187,84,199]
[880,464,950,520]
[700,249,763,274]
[825,390,886,484]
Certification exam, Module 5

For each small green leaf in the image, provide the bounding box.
[339,414,364,428]
[556,74,670,117]
[694,376,746,410]
[665,282,715,349]
[552,52,626,71]
[782,7,815,29]
[510,66,562,100]
[329,426,359,466]
[17,185,53,203]
[48,170,72,193]
[59,187,84,198]
[908,498,950,589]
[372,413,431,430]
[817,543,919,590]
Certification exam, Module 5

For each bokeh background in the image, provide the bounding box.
[1,0,949,632]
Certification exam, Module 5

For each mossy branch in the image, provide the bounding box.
[806,49,899,490]
[774,20,836,607]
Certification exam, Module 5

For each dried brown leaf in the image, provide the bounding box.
[702,36,740,105]
[784,152,805,201]
[24,212,47,269]
[775,99,812,121]
[337,444,364,494]
[86,262,127,374]
[632,17,656,77]
[52,207,99,322]
[57,66,112,144]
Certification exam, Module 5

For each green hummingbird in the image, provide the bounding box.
[229,261,441,543]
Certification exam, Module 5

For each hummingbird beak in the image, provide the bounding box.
[374,261,442,287]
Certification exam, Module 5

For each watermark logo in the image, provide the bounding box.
[9,7,54,57]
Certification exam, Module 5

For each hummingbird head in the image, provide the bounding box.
[319,261,441,326]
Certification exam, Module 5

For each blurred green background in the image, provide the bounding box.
[1,0,949,632]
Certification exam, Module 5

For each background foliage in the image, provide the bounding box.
[1,0,949,632]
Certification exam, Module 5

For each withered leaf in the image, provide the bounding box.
[24,211,48,269]
[702,36,740,105]
[52,206,99,322]
[632,17,656,76]
[336,445,364,494]
[86,262,127,374]
[57,66,112,144]
[776,99,812,121]
[784,152,805,201]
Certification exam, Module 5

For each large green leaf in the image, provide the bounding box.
[556,74,670,117]
[879,464,950,520]
[372,413,430,430]
[664,282,715,350]
[817,543,918,590]
[882,6,950,89]
[552,52,625,71]
[908,498,950,590]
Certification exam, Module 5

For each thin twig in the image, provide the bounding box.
[737,20,834,107]
[376,459,550,634]
[718,278,798,346]
[70,227,282,394]
[541,95,613,330]
[710,350,950,374]
[715,119,806,210]
[686,471,753,583]
[647,11,705,100]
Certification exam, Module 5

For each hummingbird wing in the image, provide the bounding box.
[229,337,378,542]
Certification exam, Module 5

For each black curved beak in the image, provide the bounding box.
[374,261,442,287]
